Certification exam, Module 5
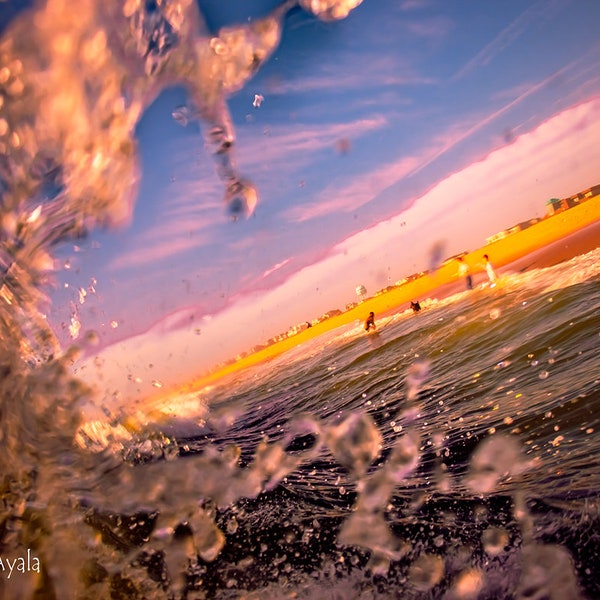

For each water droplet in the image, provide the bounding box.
[539,370,549,380]
[69,314,81,339]
[408,553,444,592]
[299,0,364,21]
[428,240,446,272]
[325,412,382,476]
[489,308,501,320]
[482,526,509,556]
[451,568,484,599]
[172,105,192,126]
[226,517,238,534]
[465,434,527,493]
[406,359,430,402]
[224,180,258,219]
[84,330,100,346]
[386,432,421,483]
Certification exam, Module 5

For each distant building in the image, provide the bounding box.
[375,285,397,296]
[486,218,540,244]
[486,231,508,244]
[578,184,600,200]
[546,198,563,215]
[546,190,591,215]
[319,308,342,321]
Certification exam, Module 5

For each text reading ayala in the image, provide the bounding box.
[0,550,40,579]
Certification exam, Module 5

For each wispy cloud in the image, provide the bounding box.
[107,233,209,271]
[237,115,388,168]
[404,16,453,40]
[399,0,434,10]
[417,64,580,171]
[281,64,592,225]
[106,179,223,271]
[452,0,567,81]
[296,95,600,282]
[264,55,436,96]
[283,155,422,222]
[262,258,292,279]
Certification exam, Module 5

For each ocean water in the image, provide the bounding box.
[1,1,600,598]
[4,248,600,599]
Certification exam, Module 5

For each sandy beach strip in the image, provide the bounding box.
[157,195,600,399]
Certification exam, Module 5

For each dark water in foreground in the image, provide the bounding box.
[1,254,599,600]
[164,249,599,599]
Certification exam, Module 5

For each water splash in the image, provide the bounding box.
[465,433,531,494]
[325,412,382,477]
[0,1,367,597]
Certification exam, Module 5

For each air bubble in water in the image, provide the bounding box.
[224,180,258,219]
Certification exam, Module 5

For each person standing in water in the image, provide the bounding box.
[483,254,497,286]
[457,256,473,290]
[364,311,376,332]
[410,300,421,313]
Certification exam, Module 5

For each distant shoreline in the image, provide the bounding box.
[155,195,600,401]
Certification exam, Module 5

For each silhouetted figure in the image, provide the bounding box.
[410,300,421,313]
[364,311,376,332]
[457,256,473,290]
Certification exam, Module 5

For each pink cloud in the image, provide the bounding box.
[286,95,600,284]
[283,69,596,225]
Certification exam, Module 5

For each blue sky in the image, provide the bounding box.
[33,0,600,399]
